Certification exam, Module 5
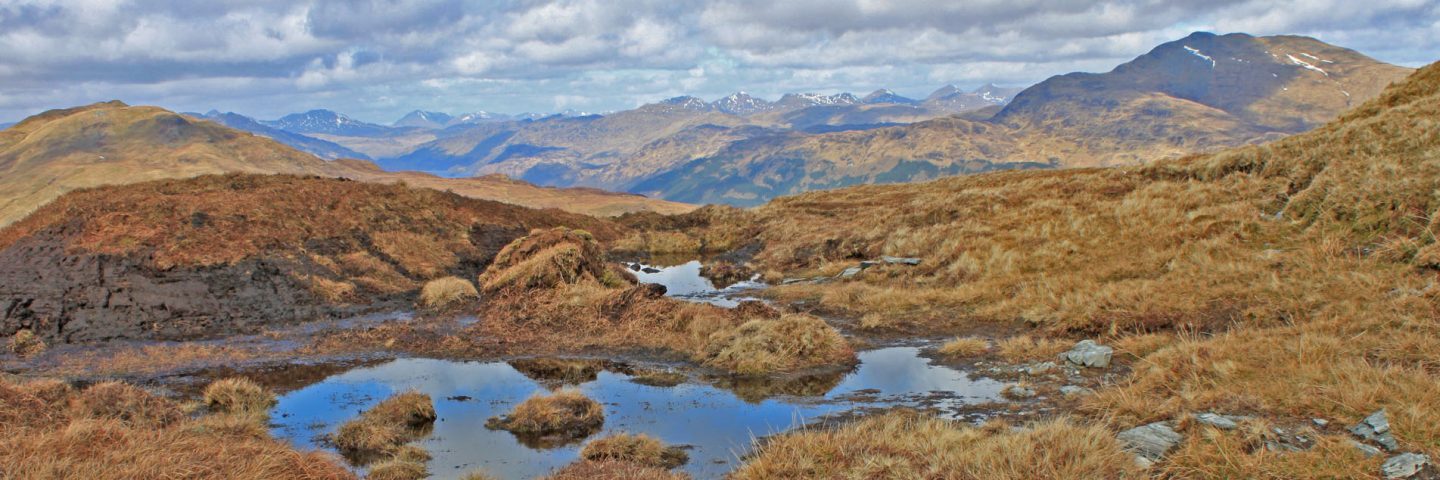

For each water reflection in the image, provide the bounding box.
[270,347,1002,479]
[627,260,765,308]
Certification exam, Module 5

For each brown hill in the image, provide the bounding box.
[0,173,621,343]
[637,60,1440,477]
[0,101,693,227]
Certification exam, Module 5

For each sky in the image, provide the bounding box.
[0,0,1436,124]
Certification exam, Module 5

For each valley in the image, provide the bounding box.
[2,19,1437,480]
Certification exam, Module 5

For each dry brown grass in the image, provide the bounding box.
[8,329,45,357]
[418,276,479,311]
[995,335,1073,363]
[938,336,991,358]
[478,227,630,292]
[731,411,1140,479]
[542,460,691,480]
[203,377,276,414]
[332,390,436,457]
[699,314,855,375]
[0,377,353,479]
[580,433,688,469]
[486,388,604,438]
[365,457,428,480]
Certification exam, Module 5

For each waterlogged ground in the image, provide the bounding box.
[266,261,1007,479]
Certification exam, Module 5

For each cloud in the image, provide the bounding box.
[0,0,1435,122]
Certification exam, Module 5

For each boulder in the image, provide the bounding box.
[1061,340,1113,368]
[1382,453,1429,479]
[1350,409,1400,451]
[1117,422,1183,468]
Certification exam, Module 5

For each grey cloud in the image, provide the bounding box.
[0,0,1434,122]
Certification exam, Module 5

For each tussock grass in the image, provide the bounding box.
[8,329,45,357]
[580,433,688,469]
[542,460,691,480]
[700,314,854,375]
[479,227,631,292]
[938,336,990,358]
[731,411,1139,479]
[332,391,436,457]
[0,377,353,479]
[202,377,276,414]
[459,470,500,480]
[996,335,1072,363]
[365,457,428,480]
[418,276,479,311]
[486,388,604,438]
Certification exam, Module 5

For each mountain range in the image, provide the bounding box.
[0,101,693,227]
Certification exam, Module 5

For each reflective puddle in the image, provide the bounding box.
[269,348,1003,479]
[625,260,765,308]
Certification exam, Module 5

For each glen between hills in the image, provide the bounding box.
[0,101,693,227]
[331,32,1407,206]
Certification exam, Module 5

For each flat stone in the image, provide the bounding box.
[880,256,922,265]
[1313,418,1330,428]
[1003,384,1036,399]
[1351,409,1400,451]
[1194,413,1238,430]
[1026,361,1058,375]
[837,266,864,278]
[1061,340,1113,368]
[1059,385,1093,397]
[1117,422,1183,464]
[1382,453,1429,479]
[1351,440,1384,458]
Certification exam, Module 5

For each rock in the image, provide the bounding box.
[641,267,661,274]
[1382,453,1429,479]
[1194,413,1238,430]
[1002,384,1036,399]
[1351,440,1384,458]
[1350,409,1400,451]
[1313,418,1330,428]
[1061,340,1113,368]
[837,266,864,278]
[880,256,922,265]
[1026,362,1058,376]
[628,263,642,271]
[1059,385,1093,397]
[1117,422,1183,467]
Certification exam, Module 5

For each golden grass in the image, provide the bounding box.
[731,411,1140,479]
[938,336,990,358]
[995,335,1073,363]
[478,227,628,292]
[487,388,604,437]
[542,460,691,480]
[459,470,501,480]
[0,377,353,479]
[332,391,436,456]
[365,457,428,480]
[418,276,479,311]
[202,377,277,414]
[8,329,45,357]
[699,314,855,375]
[580,433,688,469]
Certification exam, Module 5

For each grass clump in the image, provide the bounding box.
[478,227,629,293]
[202,377,276,414]
[996,335,1072,363]
[365,457,428,480]
[72,381,183,428]
[542,460,691,480]
[731,411,1138,479]
[486,388,604,440]
[332,391,436,457]
[418,276,479,311]
[581,433,688,469]
[700,314,855,375]
[8,329,46,357]
[938,336,990,358]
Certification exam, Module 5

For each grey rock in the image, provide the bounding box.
[1059,385,1093,397]
[1195,413,1238,430]
[880,256,922,265]
[1117,422,1183,465]
[1313,418,1330,428]
[1061,340,1114,368]
[1351,440,1384,458]
[1026,361,1058,376]
[1351,409,1400,451]
[1382,453,1429,479]
[837,266,864,278]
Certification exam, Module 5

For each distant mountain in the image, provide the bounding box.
[0,101,694,227]
[0,122,13,131]
[262,109,397,137]
[862,89,919,105]
[191,111,370,160]
[710,92,775,115]
[774,93,861,110]
[923,84,1024,113]
[393,110,454,128]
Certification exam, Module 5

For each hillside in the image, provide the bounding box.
[0,174,621,343]
[0,101,694,226]
[624,33,1413,205]
[633,61,1440,476]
